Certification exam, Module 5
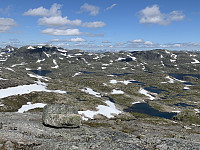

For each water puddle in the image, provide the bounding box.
[112,73,133,76]
[124,103,177,119]
[174,103,196,107]
[144,86,168,94]
[30,70,52,76]
[169,73,200,80]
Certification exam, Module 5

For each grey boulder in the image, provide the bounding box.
[42,104,81,128]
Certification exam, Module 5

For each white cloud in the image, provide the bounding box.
[80,3,100,16]
[168,11,185,21]
[38,16,82,27]
[82,21,106,28]
[138,5,185,25]
[23,3,62,17]
[51,37,86,42]
[106,4,117,11]
[41,28,81,36]
[144,41,153,45]
[69,37,86,42]
[0,18,17,33]
[128,39,143,43]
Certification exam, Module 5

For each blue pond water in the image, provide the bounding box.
[174,103,196,107]
[76,98,87,101]
[124,103,177,119]
[144,86,168,94]
[80,71,95,74]
[30,70,52,76]
[112,73,133,76]
[169,73,200,80]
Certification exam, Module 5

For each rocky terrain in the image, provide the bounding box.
[0,45,200,149]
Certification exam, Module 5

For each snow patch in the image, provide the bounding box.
[0,80,66,99]
[81,88,101,97]
[109,79,133,85]
[43,51,51,58]
[36,59,45,63]
[11,62,26,67]
[0,77,7,80]
[5,67,15,72]
[27,46,35,50]
[111,89,124,94]
[18,102,46,113]
[78,101,121,120]
[191,58,200,64]
[132,100,145,105]
[139,88,155,100]
[51,59,59,69]
[73,72,82,77]
[194,109,200,113]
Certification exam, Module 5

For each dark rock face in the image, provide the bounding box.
[42,104,81,128]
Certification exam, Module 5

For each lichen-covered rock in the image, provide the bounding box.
[42,104,81,128]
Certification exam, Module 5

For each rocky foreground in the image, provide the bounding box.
[0,112,200,150]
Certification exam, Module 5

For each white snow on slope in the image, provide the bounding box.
[27,73,50,81]
[36,59,45,63]
[109,79,134,85]
[78,101,121,120]
[183,86,190,90]
[51,59,59,69]
[43,51,51,58]
[81,88,101,97]
[0,80,66,99]
[165,76,175,83]
[11,62,26,67]
[191,58,200,64]
[5,67,15,72]
[163,76,185,84]
[0,77,7,80]
[132,100,145,105]
[139,88,155,100]
[127,54,137,61]
[27,46,35,50]
[73,72,82,77]
[18,102,46,113]
[111,89,124,94]
[194,109,200,113]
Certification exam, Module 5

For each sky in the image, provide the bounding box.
[0,0,200,51]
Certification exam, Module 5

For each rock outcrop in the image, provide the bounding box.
[42,104,81,128]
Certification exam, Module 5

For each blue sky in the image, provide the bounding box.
[0,0,200,51]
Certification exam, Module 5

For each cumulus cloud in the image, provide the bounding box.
[82,21,106,28]
[41,28,81,36]
[138,5,185,25]
[0,18,17,33]
[106,4,117,11]
[23,3,62,17]
[79,3,100,16]
[38,16,82,27]
[51,37,86,42]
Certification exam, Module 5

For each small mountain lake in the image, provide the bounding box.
[169,73,200,80]
[174,103,196,107]
[144,86,168,94]
[30,70,52,76]
[112,73,133,76]
[124,103,177,119]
